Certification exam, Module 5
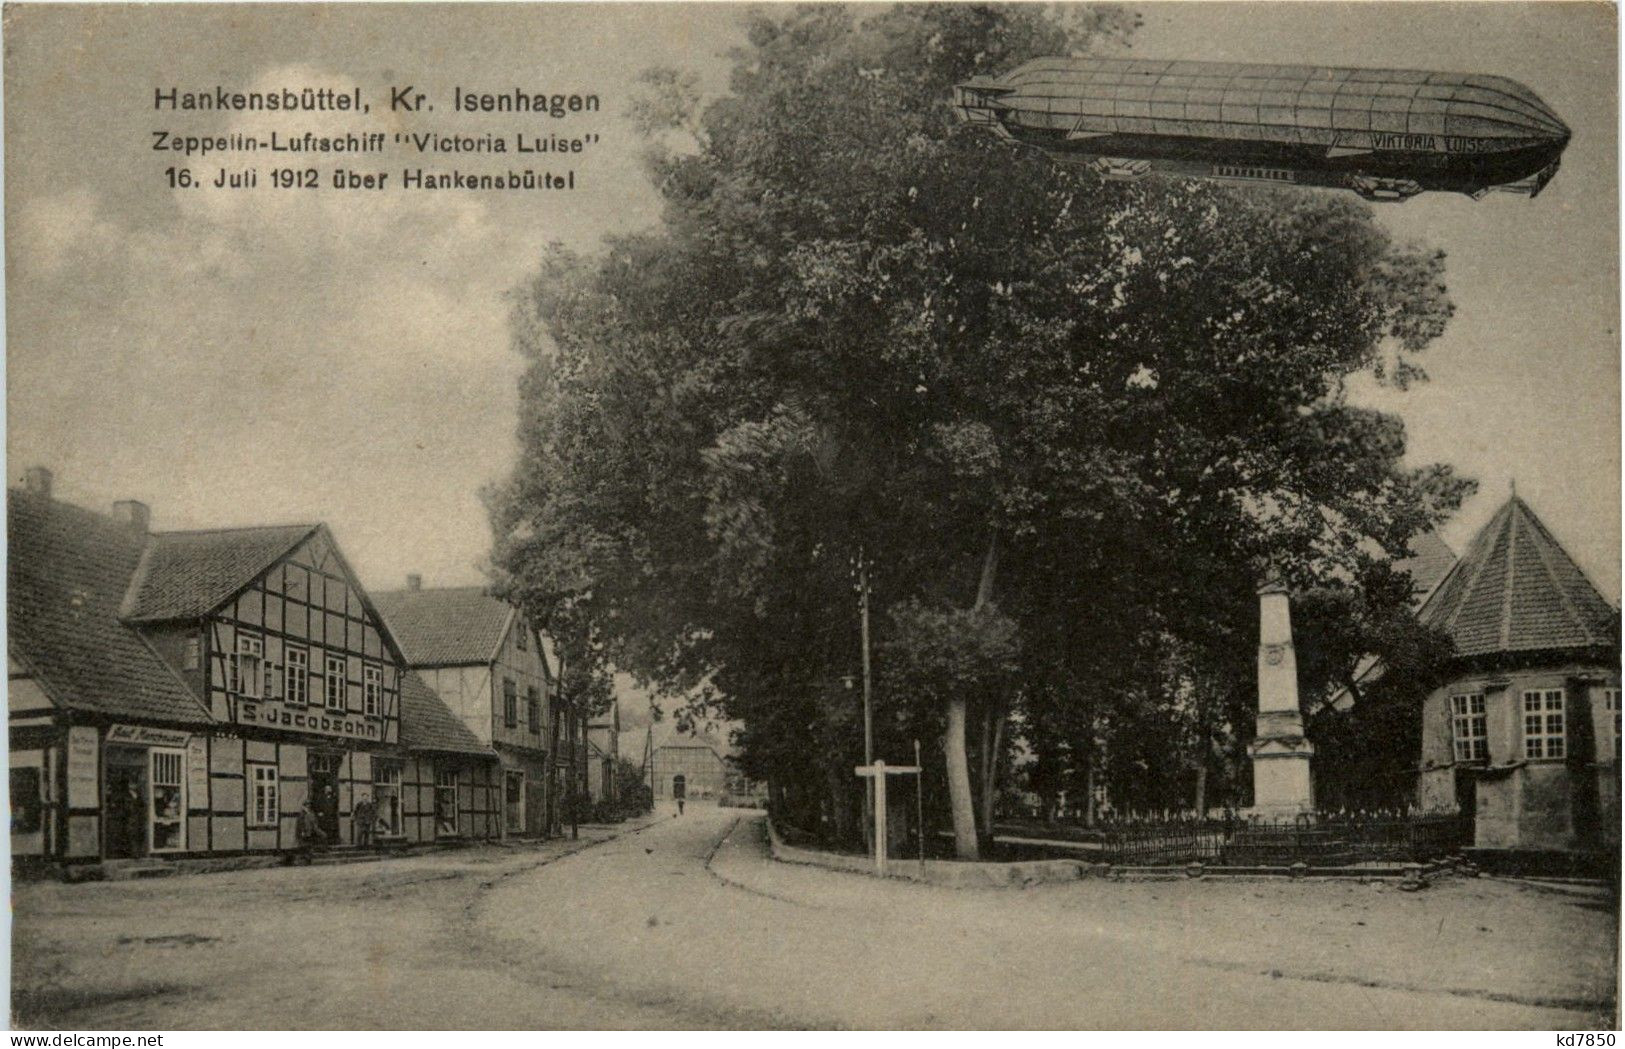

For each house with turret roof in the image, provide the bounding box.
[1415,494,1619,855]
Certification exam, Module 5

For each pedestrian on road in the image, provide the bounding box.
[293,800,325,865]
[673,777,686,816]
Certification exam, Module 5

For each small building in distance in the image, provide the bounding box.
[1415,494,1619,856]
[372,579,559,838]
[643,721,730,802]
[586,699,620,806]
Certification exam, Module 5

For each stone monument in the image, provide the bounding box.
[1248,574,1315,816]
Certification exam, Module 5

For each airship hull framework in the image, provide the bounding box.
[954,57,1571,201]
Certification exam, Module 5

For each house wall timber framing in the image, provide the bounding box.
[387,592,552,838]
[651,744,727,800]
[8,503,504,869]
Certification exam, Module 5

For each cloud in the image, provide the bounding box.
[8,63,543,587]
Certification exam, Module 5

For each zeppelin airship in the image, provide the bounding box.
[953,57,1570,201]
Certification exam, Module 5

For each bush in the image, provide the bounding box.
[618,782,653,816]
[614,758,653,814]
[591,798,624,823]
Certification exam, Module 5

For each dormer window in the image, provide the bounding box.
[516,624,527,652]
[232,635,264,698]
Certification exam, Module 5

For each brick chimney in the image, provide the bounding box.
[22,466,52,498]
[406,573,423,591]
[111,500,151,533]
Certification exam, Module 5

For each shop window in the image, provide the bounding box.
[364,664,382,717]
[1605,688,1622,760]
[503,679,518,728]
[232,634,264,698]
[1449,693,1487,762]
[249,764,279,827]
[435,767,459,836]
[374,763,402,836]
[285,647,309,706]
[10,767,42,834]
[1523,689,1566,759]
[149,748,186,853]
[527,686,541,734]
[325,656,347,711]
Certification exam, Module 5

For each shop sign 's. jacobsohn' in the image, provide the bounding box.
[235,699,381,741]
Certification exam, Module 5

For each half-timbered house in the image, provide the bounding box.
[7,468,500,869]
[372,578,558,837]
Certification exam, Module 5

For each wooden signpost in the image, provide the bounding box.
[855,758,921,876]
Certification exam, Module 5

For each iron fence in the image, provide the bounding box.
[1096,812,1469,867]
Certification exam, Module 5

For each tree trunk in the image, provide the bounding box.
[944,529,999,861]
[1084,760,1098,829]
[825,761,855,847]
[1193,763,1208,818]
[979,701,1008,834]
[945,696,979,859]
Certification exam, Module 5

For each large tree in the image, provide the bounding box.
[488,3,1471,858]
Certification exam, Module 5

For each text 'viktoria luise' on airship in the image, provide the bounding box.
[953,57,1571,201]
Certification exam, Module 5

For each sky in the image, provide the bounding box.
[5,2,1618,600]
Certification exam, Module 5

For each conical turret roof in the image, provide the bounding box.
[1419,496,1616,658]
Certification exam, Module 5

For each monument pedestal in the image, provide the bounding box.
[1248,725,1315,819]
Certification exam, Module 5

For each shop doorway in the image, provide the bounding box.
[308,752,341,842]
[1454,768,1477,842]
[103,747,147,859]
[505,771,526,835]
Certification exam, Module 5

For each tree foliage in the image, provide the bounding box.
[488,3,1473,843]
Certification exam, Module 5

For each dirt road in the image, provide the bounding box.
[13,804,1617,1029]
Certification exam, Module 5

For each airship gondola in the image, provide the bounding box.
[953,57,1570,201]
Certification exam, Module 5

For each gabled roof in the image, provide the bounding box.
[398,669,496,756]
[371,586,518,668]
[1419,495,1616,659]
[8,489,213,725]
[643,720,732,764]
[121,524,317,622]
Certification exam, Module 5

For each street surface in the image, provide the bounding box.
[13,803,1618,1029]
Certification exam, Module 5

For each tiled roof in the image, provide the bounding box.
[644,720,733,762]
[1420,496,1616,658]
[8,490,213,725]
[371,586,514,667]
[398,669,496,755]
[121,524,316,622]
[1396,530,1457,606]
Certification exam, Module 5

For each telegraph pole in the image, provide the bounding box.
[856,548,874,856]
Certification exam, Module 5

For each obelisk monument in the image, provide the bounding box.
[1248,574,1315,816]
